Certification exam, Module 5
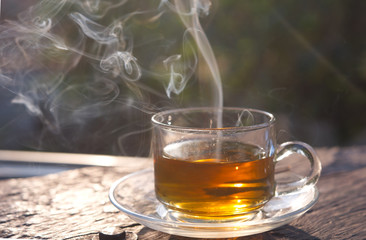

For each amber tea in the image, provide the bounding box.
[152,107,321,221]
[154,139,275,218]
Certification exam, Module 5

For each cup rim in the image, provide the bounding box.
[151,107,276,132]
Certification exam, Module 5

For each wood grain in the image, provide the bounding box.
[0,146,365,239]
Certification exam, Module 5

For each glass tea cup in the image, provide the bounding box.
[151,107,321,221]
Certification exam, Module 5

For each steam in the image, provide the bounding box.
[163,54,186,97]
[0,0,223,155]
[162,32,197,98]
[235,110,254,127]
[174,0,223,110]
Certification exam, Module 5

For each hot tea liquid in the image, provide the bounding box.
[154,139,275,218]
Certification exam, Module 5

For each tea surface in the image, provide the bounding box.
[154,139,275,218]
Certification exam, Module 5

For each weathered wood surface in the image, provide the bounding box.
[1,146,366,240]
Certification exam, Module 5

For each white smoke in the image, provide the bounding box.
[0,0,222,155]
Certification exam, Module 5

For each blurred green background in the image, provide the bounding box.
[205,0,366,147]
[0,0,365,156]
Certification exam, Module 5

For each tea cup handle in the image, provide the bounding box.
[274,141,322,195]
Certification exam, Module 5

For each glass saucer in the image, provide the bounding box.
[109,169,319,238]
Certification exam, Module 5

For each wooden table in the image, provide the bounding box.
[1,146,366,239]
